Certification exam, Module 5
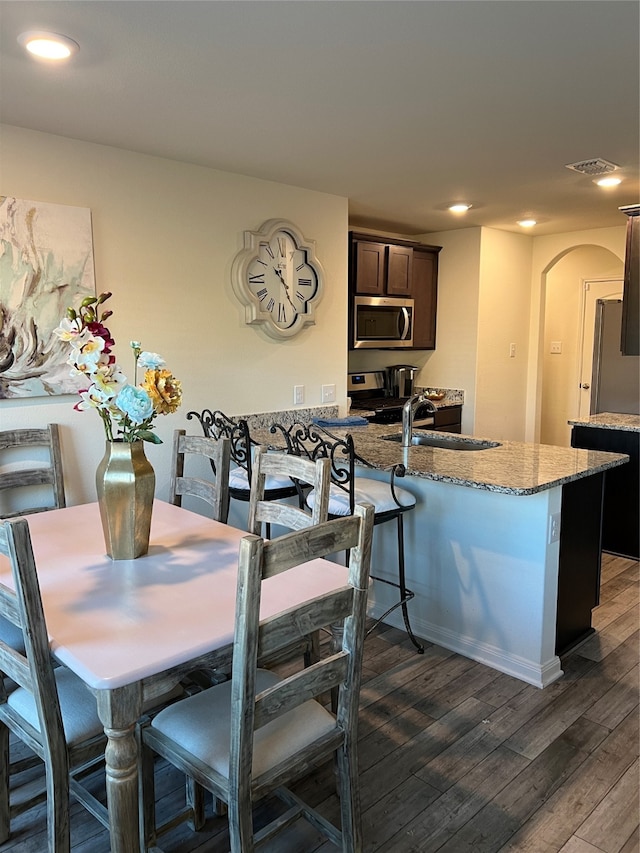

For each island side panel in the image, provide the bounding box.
[359,467,564,688]
[555,472,604,656]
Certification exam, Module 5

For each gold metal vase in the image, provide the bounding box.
[95,440,156,560]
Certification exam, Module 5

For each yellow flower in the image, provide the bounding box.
[143,369,182,415]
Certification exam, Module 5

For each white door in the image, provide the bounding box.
[578,279,623,417]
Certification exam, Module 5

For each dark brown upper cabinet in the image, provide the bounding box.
[386,245,414,296]
[349,232,441,349]
[411,248,438,349]
[352,240,414,296]
[620,204,639,356]
[352,240,387,295]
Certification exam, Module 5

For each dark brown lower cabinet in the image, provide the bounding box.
[571,425,639,560]
[432,405,462,433]
[417,404,462,433]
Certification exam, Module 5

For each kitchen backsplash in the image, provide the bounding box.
[237,405,340,432]
[417,387,465,406]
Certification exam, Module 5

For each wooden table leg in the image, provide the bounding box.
[96,683,143,853]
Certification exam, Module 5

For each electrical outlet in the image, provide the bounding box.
[322,384,336,403]
[509,343,516,358]
[293,385,304,405]
[548,513,561,544]
[550,341,562,354]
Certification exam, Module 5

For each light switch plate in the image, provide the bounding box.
[293,385,304,405]
[322,384,336,403]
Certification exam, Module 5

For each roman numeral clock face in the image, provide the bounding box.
[231,220,323,339]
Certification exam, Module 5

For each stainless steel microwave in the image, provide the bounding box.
[352,296,414,349]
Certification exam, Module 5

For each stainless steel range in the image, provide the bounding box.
[348,371,436,426]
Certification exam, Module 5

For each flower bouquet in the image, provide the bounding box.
[55,291,182,442]
[55,291,183,559]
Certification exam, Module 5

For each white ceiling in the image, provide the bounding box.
[1,1,638,237]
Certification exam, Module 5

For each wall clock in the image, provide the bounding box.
[231,219,324,339]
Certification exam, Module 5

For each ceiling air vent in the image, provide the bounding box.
[565,158,619,176]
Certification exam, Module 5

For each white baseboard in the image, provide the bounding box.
[367,602,564,690]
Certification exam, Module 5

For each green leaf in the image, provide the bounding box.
[140,431,162,444]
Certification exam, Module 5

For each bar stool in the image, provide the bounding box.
[271,421,424,653]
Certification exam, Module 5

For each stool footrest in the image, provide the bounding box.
[367,574,424,653]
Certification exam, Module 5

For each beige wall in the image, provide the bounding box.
[475,228,532,439]
[409,226,532,440]
[412,227,482,435]
[0,124,348,504]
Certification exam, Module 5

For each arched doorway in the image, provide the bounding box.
[539,245,623,446]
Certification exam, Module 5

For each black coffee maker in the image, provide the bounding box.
[385,364,419,398]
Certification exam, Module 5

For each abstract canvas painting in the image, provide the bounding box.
[0,197,96,398]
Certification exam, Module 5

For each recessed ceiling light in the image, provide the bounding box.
[449,203,472,214]
[517,219,537,228]
[595,176,622,188]
[17,31,79,60]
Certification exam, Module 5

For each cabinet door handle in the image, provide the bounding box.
[580,383,590,389]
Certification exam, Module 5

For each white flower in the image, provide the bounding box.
[91,365,127,401]
[53,317,83,341]
[66,331,106,373]
[138,351,166,370]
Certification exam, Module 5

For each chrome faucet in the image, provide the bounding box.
[402,393,437,447]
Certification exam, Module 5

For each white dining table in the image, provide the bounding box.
[0,500,349,853]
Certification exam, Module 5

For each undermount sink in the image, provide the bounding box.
[382,432,502,451]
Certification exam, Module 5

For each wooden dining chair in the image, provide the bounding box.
[247,444,331,536]
[0,425,68,772]
[248,444,333,669]
[0,517,109,853]
[141,502,374,853]
[0,425,65,519]
[271,421,425,653]
[169,429,231,523]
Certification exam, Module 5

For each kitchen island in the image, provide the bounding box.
[253,419,628,688]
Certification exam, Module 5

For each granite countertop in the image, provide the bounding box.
[253,421,629,497]
[568,413,640,432]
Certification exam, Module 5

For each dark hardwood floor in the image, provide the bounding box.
[2,552,638,853]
